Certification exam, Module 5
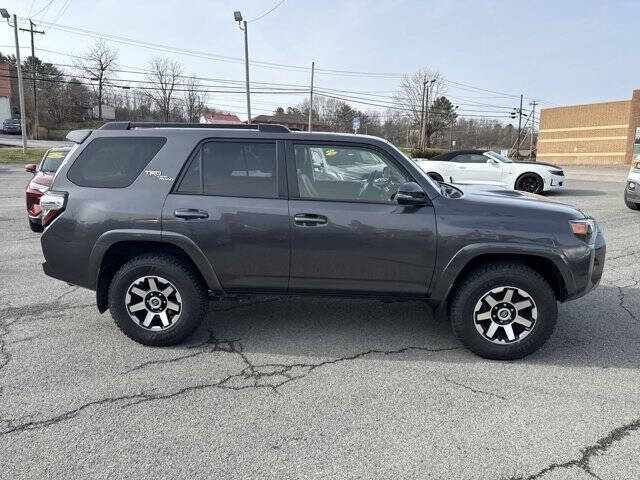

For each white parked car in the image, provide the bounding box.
[624,155,640,210]
[416,149,565,194]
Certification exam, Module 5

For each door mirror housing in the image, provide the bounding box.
[395,181,429,206]
[25,163,37,174]
[486,157,499,165]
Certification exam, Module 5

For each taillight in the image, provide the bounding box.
[40,191,67,226]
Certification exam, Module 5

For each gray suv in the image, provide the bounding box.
[39,122,605,360]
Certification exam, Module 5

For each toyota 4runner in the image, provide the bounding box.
[39,122,605,360]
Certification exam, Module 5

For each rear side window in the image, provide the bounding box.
[176,141,277,198]
[67,137,166,188]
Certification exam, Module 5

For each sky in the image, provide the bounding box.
[0,0,637,123]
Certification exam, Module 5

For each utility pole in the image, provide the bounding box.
[19,20,44,140]
[12,14,27,152]
[516,94,523,159]
[419,74,426,150]
[529,100,538,160]
[423,78,436,148]
[307,61,314,132]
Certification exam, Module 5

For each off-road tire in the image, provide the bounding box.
[449,262,557,360]
[108,254,208,346]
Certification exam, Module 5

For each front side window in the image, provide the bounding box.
[293,144,409,203]
[454,153,489,164]
[176,141,277,198]
[67,137,166,188]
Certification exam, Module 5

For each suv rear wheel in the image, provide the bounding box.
[108,254,208,346]
[449,262,557,360]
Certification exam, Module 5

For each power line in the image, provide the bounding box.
[248,0,286,23]
[31,0,56,18]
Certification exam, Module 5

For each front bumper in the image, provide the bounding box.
[544,174,565,191]
[566,228,606,301]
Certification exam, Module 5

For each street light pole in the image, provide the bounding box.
[234,12,252,124]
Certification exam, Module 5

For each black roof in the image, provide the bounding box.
[430,149,487,161]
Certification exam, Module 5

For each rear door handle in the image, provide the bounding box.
[174,208,209,219]
[294,213,328,226]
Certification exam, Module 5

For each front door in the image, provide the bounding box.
[450,153,502,183]
[162,139,289,293]
[287,142,436,296]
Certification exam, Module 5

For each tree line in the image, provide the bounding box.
[0,40,518,150]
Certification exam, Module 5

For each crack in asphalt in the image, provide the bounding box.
[504,417,640,480]
[0,291,93,395]
[616,286,640,324]
[0,340,460,436]
[443,376,507,401]
[121,331,241,375]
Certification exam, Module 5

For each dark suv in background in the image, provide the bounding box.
[39,122,605,360]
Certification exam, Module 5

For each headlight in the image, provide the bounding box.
[28,181,49,193]
[569,218,596,244]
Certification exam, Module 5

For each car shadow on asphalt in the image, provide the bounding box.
[180,284,640,369]
[545,189,608,197]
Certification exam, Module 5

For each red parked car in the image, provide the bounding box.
[25,146,73,232]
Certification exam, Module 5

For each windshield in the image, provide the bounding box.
[486,151,513,163]
[40,149,69,172]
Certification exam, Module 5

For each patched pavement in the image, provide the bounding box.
[1,164,639,479]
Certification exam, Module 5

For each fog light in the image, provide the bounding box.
[629,182,636,190]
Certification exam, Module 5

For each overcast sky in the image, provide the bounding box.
[0,0,637,122]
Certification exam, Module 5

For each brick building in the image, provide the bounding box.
[0,63,11,122]
[537,89,640,165]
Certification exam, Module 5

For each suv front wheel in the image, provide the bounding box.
[449,262,557,360]
[108,254,209,346]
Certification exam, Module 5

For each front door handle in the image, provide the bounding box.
[294,213,328,226]
[174,208,209,219]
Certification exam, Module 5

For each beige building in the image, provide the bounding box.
[537,89,640,165]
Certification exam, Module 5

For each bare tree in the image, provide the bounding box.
[393,69,445,147]
[146,57,183,122]
[74,39,118,120]
[183,75,206,122]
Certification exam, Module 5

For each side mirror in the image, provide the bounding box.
[395,181,429,206]
[25,164,37,174]
[487,158,498,165]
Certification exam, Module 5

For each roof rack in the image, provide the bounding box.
[98,121,291,133]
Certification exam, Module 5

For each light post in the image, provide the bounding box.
[1,8,27,152]
[234,11,251,124]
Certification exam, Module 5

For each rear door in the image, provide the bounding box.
[286,141,436,296]
[162,138,290,293]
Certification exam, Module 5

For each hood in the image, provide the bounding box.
[514,161,562,169]
[452,183,585,217]
[31,170,54,186]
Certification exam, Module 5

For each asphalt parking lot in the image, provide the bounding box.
[1,164,639,479]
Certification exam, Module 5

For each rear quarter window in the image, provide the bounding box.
[67,137,167,188]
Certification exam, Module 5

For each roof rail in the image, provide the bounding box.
[98,121,291,133]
